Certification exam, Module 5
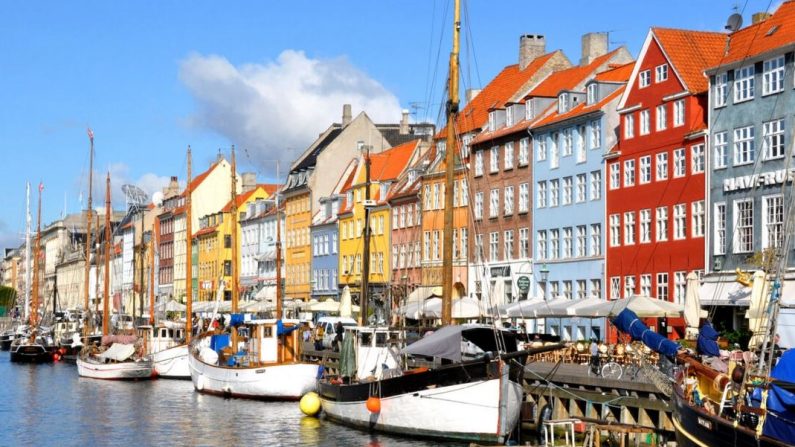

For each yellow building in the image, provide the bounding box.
[338,140,421,302]
[284,191,311,301]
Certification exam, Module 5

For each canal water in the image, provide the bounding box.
[0,353,456,447]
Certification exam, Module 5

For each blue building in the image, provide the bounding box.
[310,193,344,301]
[531,63,631,341]
[703,4,795,345]
[239,198,284,303]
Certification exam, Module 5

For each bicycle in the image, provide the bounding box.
[587,351,623,380]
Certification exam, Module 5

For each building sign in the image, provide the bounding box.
[490,266,511,277]
[723,168,795,192]
[517,276,531,293]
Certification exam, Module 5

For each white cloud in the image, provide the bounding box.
[178,50,402,165]
[77,163,172,211]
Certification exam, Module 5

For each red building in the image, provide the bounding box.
[606,28,724,340]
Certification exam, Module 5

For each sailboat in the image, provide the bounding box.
[10,182,56,363]
[76,170,155,380]
[188,146,320,400]
[316,2,562,442]
[2,183,32,352]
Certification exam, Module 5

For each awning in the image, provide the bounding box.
[406,286,443,304]
[700,278,795,307]
[255,285,276,302]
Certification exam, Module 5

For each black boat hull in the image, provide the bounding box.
[10,344,54,363]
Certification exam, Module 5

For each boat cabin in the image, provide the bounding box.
[344,326,403,380]
[204,319,306,367]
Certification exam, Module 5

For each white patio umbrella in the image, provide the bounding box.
[566,297,607,317]
[241,300,273,312]
[339,285,353,318]
[746,270,770,348]
[684,272,707,337]
[576,295,683,318]
[311,298,341,313]
[424,297,483,319]
[533,298,586,318]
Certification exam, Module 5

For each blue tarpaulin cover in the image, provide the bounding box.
[762,349,795,444]
[697,322,720,357]
[276,319,299,336]
[230,313,245,326]
[611,309,679,358]
[210,333,230,352]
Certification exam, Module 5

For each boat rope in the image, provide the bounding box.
[523,366,630,410]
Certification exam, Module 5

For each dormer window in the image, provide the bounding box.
[558,93,569,113]
[488,111,496,132]
[526,100,534,120]
[587,83,598,105]
[408,170,417,184]
[506,107,514,127]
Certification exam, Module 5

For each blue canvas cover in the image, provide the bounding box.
[696,322,720,357]
[611,309,679,358]
[210,333,230,352]
[763,348,795,443]
[276,319,299,336]
[230,313,245,326]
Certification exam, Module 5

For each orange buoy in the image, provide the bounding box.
[53,353,61,362]
[366,396,381,413]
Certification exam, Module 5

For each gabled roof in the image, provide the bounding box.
[595,62,635,82]
[367,139,419,183]
[652,27,725,93]
[532,86,626,129]
[436,51,560,138]
[194,225,218,238]
[185,159,222,196]
[387,145,437,202]
[710,1,795,70]
[221,185,269,213]
[527,49,624,98]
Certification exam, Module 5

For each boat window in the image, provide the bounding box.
[376,332,387,346]
[262,327,272,338]
[360,332,372,347]
[161,329,168,338]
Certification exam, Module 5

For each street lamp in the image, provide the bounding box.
[538,263,550,283]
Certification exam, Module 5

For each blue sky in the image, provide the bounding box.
[0,0,777,250]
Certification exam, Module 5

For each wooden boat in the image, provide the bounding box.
[144,322,190,379]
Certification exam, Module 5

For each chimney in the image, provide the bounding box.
[342,104,352,126]
[581,32,608,66]
[164,176,179,197]
[519,34,546,70]
[399,109,410,135]
[216,150,225,163]
[466,88,481,103]
[241,172,257,192]
[752,12,771,24]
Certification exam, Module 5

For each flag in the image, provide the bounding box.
[87,128,94,141]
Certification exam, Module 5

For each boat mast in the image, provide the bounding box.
[148,221,155,326]
[185,146,193,342]
[24,182,31,322]
[360,145,371,326]
[103,173,111,336]
[30,183,43,331]
[275,161,282,320]
[83,129,94,336]
[441,0,461,326]
[230,146,239,346]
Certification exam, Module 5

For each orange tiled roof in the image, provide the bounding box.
[528,49,622,98]
[436,52,559,138]
[221,186,267,212]
[194,225,218,238]
[369,140,419,182]
[260,183,280,195]
[652,27,726,93]
[595,62,635,82]
[532,86,626,128]
[713,1,795,69]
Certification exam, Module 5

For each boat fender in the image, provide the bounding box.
[300,392,321,416]
[366,396,381,413]
[713,373,730,393]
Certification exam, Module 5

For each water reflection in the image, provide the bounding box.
[0,354,460,446]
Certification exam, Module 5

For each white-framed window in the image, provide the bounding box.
[550,132,559,168]
[475,234,484,262]
[657,273,669,301]
[489,232,499,262]
[674,271,687,305]
[562,280,573,300]
[674,148,686,177]
[639,109,650,135]
[656,206,668,242]
[624,275,636,298]
[590,120,601,149]
[640,209,651,243]
[655,64,668,82]
[488,111,496,132]
[504,230,514,261]
[576,174,586,203]
[673,203,686,240]
[763,56,785,96]
[714,131,728,169]
[518,137,529,166]
[673,99,685,127]
[734,125,755,165]
[691,144,705,173]
[610,277,621,300]
[624,211,635,245]
[433,230,440,260]
[562,227,573,258]
[763,194,784,249]
[624,113,635,139]
[640,155,651,184]
[474,191,483,220]
[639,70,651,88]
[519,228,529,259]
[590,171,601,200]
[591,279,602,300]
[549,229,559,259]
[537,181,547,208]
[763,119,785,160]
[423,231,430,260]
[519,183,529,213]
[609,163,620,190]
[504,186,514,216]
[734,199,754,253]
[714,73,728,107]
[562,176,573,205]
[576,125,586,163]
[558,92,569,113]
[536,137,546,161]
[734,65,755,103]
[504,142,514,170]
[714,202,726,255]
[576,225,586,257]
[433,183,440,209]
[656,152,668,181]
[550,179,559,207]
[489,189,499,218]
[587,83,598,104]
[623,159,635,186]
[692,200,705,238]
[460,228,468,260]
[656,104,667,131]
[577,279,587,300]
[590,224,601,256]
[460,179,468,206]
[490,146,499,173]
[562,129,573,157]
[537,230,547,260]
[640,274,652,296]
[505,107,514,127]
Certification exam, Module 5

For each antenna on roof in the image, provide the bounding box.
[726,13,743,32]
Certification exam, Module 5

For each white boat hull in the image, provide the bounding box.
[320,378,523,443]
[76,357,155,380]
[189,354,319,400]
[152,344,190,379]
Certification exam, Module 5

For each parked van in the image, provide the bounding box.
[316,316,357,349]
